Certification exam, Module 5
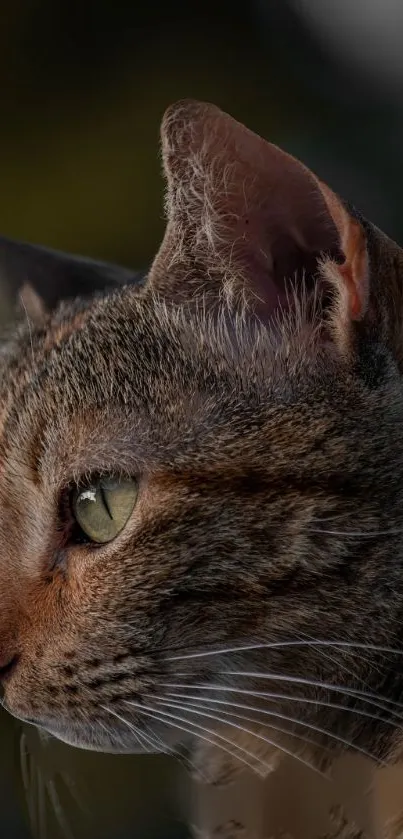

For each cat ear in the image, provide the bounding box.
[0,237,143,323]
[149,100,369,349]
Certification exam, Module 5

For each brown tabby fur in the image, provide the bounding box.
[1,101,403,838]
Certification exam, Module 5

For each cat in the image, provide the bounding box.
[1,99,403,839]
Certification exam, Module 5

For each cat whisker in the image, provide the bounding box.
[127,726,155,753]
[164,679,403,722]
[295,632,383,694]
[297,629,385,684]
[161,687,399,727]
[271,627,390,707]
[138,719,212,781]
[59,772,90,818]
[37,765,48,839]
[135,727,166,754]
[19,732,31,799]
[309,506,403,524]
[157,693,385,767]
[307,528,403,537]
[98,715,150,754]
[214,671,403,718]
[98,711,148,752]
[120,699,273,778]
[46,778,76,839]
[19,732,42,837]
[97,718,117,740]
[156,695,332,762]
[138,723,176,754]
[19,291,36,369]
[154,697,329,779]
[167,669,403,719]
[111,705,269,778]
[101,704,209,781]
[165,639,403,662]
[166,633,394,710]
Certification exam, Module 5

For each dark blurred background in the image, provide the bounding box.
[2,0,403,836]
[2,0,403,270]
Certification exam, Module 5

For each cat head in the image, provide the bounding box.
[0,100,403,771]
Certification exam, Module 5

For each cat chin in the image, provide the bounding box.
[36,717,189,755]
[40,723,159,754]
[8,711,160,754]
[5,699,187,755]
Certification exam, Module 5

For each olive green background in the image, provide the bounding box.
[1,1,403,836]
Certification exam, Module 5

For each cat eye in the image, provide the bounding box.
[72,476,138,544]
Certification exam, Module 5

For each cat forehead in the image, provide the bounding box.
[2,287,324,409]
[0,288,348,478]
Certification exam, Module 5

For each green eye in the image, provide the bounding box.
[72,476,138,544]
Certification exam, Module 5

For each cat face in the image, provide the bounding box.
[0,101,403,772]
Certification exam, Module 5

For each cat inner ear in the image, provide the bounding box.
[0,236,144,319]
[149,100,369,349]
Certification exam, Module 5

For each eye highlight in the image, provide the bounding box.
[72,476,138,544]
